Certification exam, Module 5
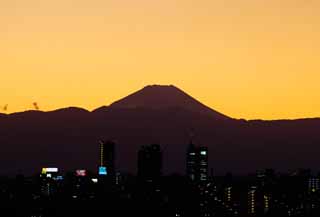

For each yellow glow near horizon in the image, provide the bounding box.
[1,0,320,119]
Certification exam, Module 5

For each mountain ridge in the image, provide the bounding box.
[2,85,319,121]
[0,85,320,176]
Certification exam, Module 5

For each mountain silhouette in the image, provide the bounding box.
[103,85,230,120]
[0,85,320,176]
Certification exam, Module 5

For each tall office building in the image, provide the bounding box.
[248,186,257,216]
[186,142,208,182]
[256,169,274,214]
[99,140,115,177]
[186,143,197,181]
[308,176,320,193]
[137,144,162,181]
[198,146,208,182]
[40,168,59,196]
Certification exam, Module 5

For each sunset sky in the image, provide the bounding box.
[1,0,320,119]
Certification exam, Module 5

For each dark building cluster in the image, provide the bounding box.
[1,141,320,217]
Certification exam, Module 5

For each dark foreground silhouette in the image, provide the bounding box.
[1,169,320,217]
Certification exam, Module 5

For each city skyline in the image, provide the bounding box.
[1,0,320,119]
[2,1,320,216]
[2,139,320,217]
[1,84,319,176]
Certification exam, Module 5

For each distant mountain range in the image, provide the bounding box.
[1,85,320,176]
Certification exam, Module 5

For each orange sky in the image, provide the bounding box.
[1,0,320,119]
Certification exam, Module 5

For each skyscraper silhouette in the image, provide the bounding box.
[186,142,208,183]
[137,144,162,182]
[99,140,115,177]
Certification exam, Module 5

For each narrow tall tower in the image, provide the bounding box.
[186,142,208,183]
[99,140,115,177]
[186,142,197,181]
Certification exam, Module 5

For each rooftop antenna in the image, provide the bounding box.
[189,127,196,145]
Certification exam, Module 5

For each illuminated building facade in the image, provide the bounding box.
[264,194,271,214]
[40,167,60,196]
[308,176,320,211]
[248,186,257,216]
[256,169,275,215]
[224,186,232,206]
[186,143,208,183]
[308,177,320,193]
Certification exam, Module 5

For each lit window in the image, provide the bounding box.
[201,151,207,155]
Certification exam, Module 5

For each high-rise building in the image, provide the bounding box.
[199,146,208,182]
[186,143,197,181]
[40,167,59,196]
[248,186,257,216]
[186,142,208,182]
[99,140,115,177]
[308,176,320,193]
[137,144,162,181]
[256,169,275,214]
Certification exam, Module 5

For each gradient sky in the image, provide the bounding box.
[1,0,320,119]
